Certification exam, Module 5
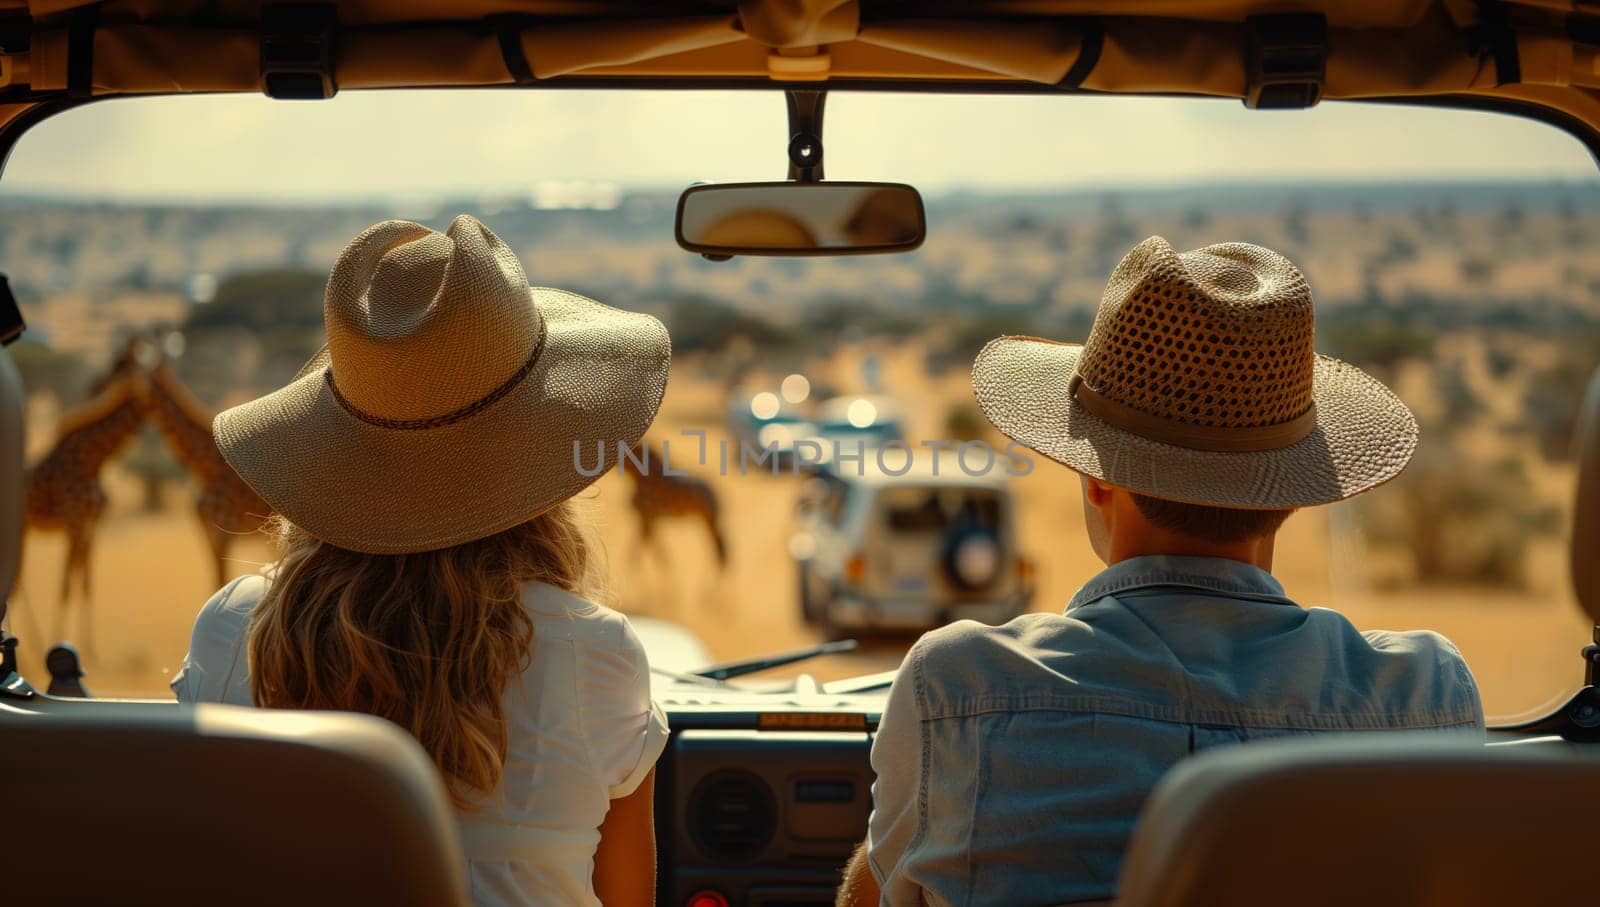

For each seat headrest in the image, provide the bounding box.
[0,701,470,906]
[1117,734,1599,907]
[0,347,23,609]
[1573,367,1600,623]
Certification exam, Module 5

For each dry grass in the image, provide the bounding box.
[11,340,1591,725]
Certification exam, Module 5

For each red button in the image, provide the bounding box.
[686,891,730,907]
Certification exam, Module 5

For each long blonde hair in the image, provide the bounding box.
[247,500,601,809]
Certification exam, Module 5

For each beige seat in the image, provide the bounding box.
[1115,733,1598,907]
[1115,365,1600,907]
[1,347,468,906]
[0,700,471,906]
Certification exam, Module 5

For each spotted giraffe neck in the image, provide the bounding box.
[39,379,147,474]
[147,366,228,482]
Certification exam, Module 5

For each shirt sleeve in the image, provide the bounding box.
[170,575,257,705]
[577,613,670,800]
[866,643,926,904]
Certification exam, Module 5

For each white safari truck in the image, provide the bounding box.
[790,449,1035,640]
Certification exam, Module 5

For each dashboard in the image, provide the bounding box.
[654,678,888,906]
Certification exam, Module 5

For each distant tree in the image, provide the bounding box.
[1379,231,1417,266]
[1282,204,1310,246]
[1521,338,1600,460]
[1483,337,1518,380]
[1319,315,1434,377]
[943,403,986,441]
[1458,256,1495,284]
[1434,358,1480,429]
[1003,213,1040,236]
[1497,202,1526,233]
[8,339,89,403]
[1359,449,1560,588]
[662,294,799,355]
[184,269,325,335]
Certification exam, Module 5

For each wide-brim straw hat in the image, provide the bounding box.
[215,214,670,554]
[972,236,1417,510]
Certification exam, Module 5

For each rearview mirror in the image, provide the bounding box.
[676,182,925,258]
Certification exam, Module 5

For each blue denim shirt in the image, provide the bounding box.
[865,555,1484,906]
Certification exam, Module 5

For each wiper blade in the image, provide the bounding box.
[649,665,726,687]
[821,670,899,695]
[693,639,859,681]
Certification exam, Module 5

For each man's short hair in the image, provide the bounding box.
[1129,493,1293,544]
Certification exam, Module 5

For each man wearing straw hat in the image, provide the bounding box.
[839,238,1484,906]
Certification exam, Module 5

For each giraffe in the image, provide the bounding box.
[22,368,150,649]
[143,355,273,587]
[618,439,728,569]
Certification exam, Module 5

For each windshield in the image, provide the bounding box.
[3,90,1594,722]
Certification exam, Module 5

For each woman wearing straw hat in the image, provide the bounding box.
[172,215,671,907]
[840,237,1484,907]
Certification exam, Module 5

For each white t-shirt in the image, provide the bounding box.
[171,574,670,907]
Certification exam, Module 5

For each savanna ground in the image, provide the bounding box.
[13,336,1592,724]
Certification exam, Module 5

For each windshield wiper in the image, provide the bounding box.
[693,639,859,681]
[649,665,727,687]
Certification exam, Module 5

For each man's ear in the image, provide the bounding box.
[1083,476,1115,509]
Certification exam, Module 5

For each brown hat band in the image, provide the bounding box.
[326,319,548,431]
[1070,374,1317,453]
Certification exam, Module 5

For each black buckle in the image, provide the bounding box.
[0,274,23,347]
[261,3,337,100]
[1244,13,1327,110]
[0,12,31,55]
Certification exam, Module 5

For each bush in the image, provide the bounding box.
[1359,449,1560,588]
[943,403,987,440]
[661,294,800,355]
[1521,339,1600,460]
[1319,315,1435,376]
[8,339,89,403]
[184,270,325,335]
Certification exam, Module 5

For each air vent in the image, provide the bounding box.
[689,770,776,863]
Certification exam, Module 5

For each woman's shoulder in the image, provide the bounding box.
[174,573,269,705]
[195,573,269,631]
[521,582,642,657]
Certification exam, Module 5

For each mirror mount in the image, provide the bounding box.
[677,89,924,260]
[785,89,825,183]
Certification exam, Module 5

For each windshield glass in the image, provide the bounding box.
[4,90,1595,722]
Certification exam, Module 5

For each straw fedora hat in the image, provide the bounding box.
[214,214,670,554]
[972,236,1417,510]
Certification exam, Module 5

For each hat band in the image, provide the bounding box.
[1070,374,1317,452]
[325,321,548,431]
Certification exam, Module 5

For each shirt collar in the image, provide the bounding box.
[1065,555,1290,613]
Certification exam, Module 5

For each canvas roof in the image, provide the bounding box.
[0,0,1590,143]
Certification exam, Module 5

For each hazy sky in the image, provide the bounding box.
[2,89,1595,203]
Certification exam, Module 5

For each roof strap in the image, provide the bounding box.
[66,3,98,99]
[1057,19,1103,90]
[490,16,536,86]
[1473,0,1521,87]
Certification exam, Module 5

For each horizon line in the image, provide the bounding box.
[1,173,1596,210]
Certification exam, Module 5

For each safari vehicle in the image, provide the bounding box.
[2,2,1600,907]
[792,450,1032,639]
